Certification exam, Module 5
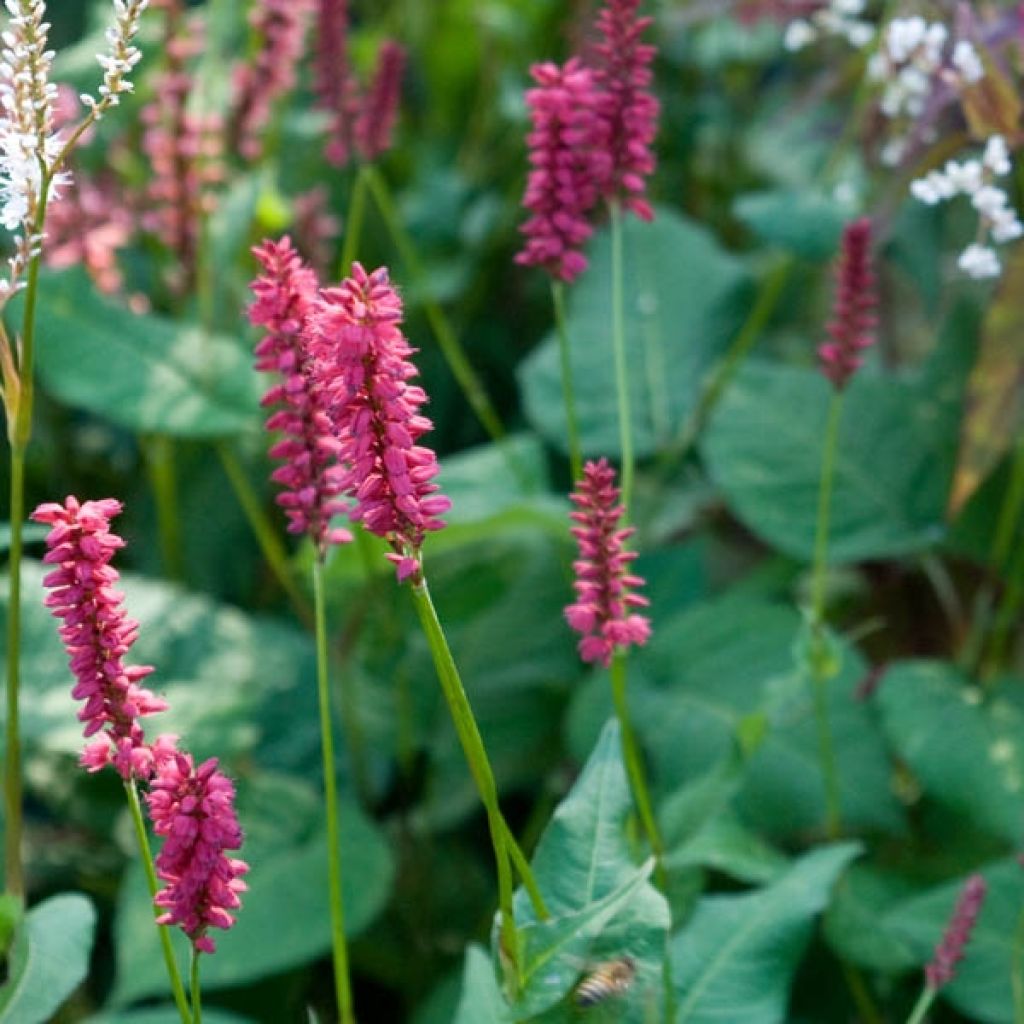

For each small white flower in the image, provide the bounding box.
[944,158,983,195]
[959,243,1001,279]
[991,213,1023,244]
[983,135,1011,176]
[952,40,985,84]
[910,171,953,204]
[784,19,817,52]
[972,184,1009,218]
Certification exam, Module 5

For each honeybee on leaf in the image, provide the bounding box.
[573,956,637,1009]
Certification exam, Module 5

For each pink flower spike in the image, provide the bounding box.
[248,236,353,558]
[818,218,877,390]
[516,58,608,283]
[314,0,360,167]
[308,263,451,582]
[591,0,660,220]
[925,874,987,990]
[354,40,406,162]
[565,459,651,667]
[147,751,249,954]
[31,497,167,780]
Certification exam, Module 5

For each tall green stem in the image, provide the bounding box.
[1012,904,1024,1024]
[313,559,356,1024]
[142,436,185,583]
[609,200,634,509]
[361,166,508,449]
[609,653,664,881]
[124,780,192,1024]
[984,511,1024,675]
[340,165,370,276]
[809,391,844,839]
[214,441,313,627]
[410,579,548,990]
[904,985,937,1024]
[189,949,202,1024]
[551,281,583,482]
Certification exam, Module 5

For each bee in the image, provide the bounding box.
[573,956,637,1009]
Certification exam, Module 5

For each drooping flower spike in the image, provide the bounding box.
[32,497,169,779]
[516,58,608,283]
[818,217,877,390]
[308,262,450,582]
[925,874,987,990]
[591,0,660,220]
[147,750,249,954]
[248,236,352,558]
[565,459,651,666]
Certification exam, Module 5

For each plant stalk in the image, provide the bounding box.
[142,435,185,583]
[904,985,937,1024]
[313,559,356,1024]
[551,280,583,482]
[124,779,192,1024]
[1012,903,1024,1024]
[609,200,634,509]
[190,949,202,1024]
[340,164,370,276]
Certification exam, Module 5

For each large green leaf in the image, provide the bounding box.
[519,206,752,458]
[876,661,1024,845]
[453,946,510,1024]
[733,189,849,260]
[15,268,261,438]
[672,844,861,1024]
[86,1010,253,1024]
[112,784,394,1002]
[0,893,96,1024]
[701,359,959,562]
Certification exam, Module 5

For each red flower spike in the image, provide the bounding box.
[355,40,406,162]
[925,874,987,990]
[248,237,352,557]
[818,217,878,390]
[516,58,609,283]
[147,751,249,954]
[31,497,169,780]
[591,0,660,220]
[565,459,651,666]
[308,263,450,582]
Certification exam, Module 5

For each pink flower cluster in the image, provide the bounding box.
[313,0,405,166]
[819,218,877,390]
[925,874,987,989]
[517,0,660,281]
[309,263,451,581]
[148,751,249,954]
[33,497,248,954]
[32,498,168,779]
[565,459,651,666]
[249,237,351,557]
[230,0,315,161]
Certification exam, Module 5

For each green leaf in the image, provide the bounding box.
[112,790,394,1001]
[733,190,850,260]
[0,893,96,1024]
[85,1010,253,1024]
[519,206,752,458]
[701,361,957,561]
[453,946,511,1024]
[15,268,261,438]
[672,844,862,1024]
[876,660,1024,845]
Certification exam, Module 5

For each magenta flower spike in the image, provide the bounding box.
[147,751,249,954]
[309,262,451,582]
[314,0,360,166]
[591,0,660,220]
[819,217,877,390]
[31,497,169,779]
[249,236,352,558]
[565,459,651,666]
[230,0,315,161]
[354,40,406,162]
[516,58,608,283]
[925,874,987,989]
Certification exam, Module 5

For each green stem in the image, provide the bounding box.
[610,653,665,883]
[189,949,202,1024]
[983,529,1024,675]
[500,819,546,920]
[661,258,792,473]
[340,164,370,276]
[904,985,937,1024]
[809,391,845,839]
[142,436,185,583]
[410,579,548,990]
[551,281,583,482]
[991,437,1024,571]
[362,165,508,449]
[1012,904,1024,1024]
[842,961,885,1024]
[609,200,634,509]
[3,446,25,900]
[313,559,356,1024]
[124,780,192,1024]
[214,441,313,628]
